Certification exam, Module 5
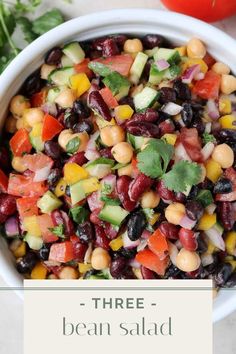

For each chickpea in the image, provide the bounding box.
[10,95,30,118]
[58,129,73,150]
[58,129,89,152]
[118,163,133,177]
[187,38,206,59]
[40,63,56,80]
[16,118,26,130]
[58,266,79,279]
[12,157,27,173]
[212,62,230,75]
[176,248,201,272]
[165,202,185,225]
[220,74,236,95]
[23,108,44,127]
[124,38,143,53]
[111,142,133,164]
[91,247,111,270]
[100,125,125,147]
[55,88,76,108]
[212,143,234,168]
[77,131,89,152]
[141,190,160,209]
[5,116,17,133]
[48,274,58,280]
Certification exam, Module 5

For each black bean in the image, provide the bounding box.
[45,47,62,65]
[44,141,62,159]
[119,96,135,110]
[16,252,38,274]
[213,263,233,287]
[173,79,191,101]
[175,192,186,203]
[142,34,165,49]
[188,185,200,199]
[76,221,95,243]
[159,87,177,104]
[73,120,93,134]
[22,70,43,96]
[65,185,71,197]
[164,265,181,279]
[185,200,204,221]
[181,102,193,127]
[121,266,136,279]
[119,247,137,259]
[214,178,233,194]
[113,34,127,48]
[110,257,127,278]
[102,38,119,57]
[64,109,78,129]
[197,233,208,254]
[198,178,214,191]
[39,244,51,261]
[47,168,61,188]
[191,117,205,135]
[224,272,236,288]
[217,129,236,143]
[73,100,91,119]
[127,210,146,241]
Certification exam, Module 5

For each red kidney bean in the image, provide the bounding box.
[217,202,234,231]
[88,91,112,121]
[90,209,103,225]
[126,122,159,138]
[0,194,16,216]
[102,38,119,57]
[141,266,157,279]
[95,225,110,250]
[156,180,175,201]
[129,173,153,202]
[0,213,7,223]
[159,87,177,104]
[126,109,158,126]
[67,151,88,165]
[142,34,165,49]
[71,239,88,262]
[159,222,179,240]
[113,34,127,48]
[100,147,113,159]
[179,228,198,251]
[116,176,137,211]
[186,268,201,279]
[45,47,62,65]
[159,119,175,135]
[175,192,186,203]
[51,210,74,236]
[103,222,118,240]
[51,209,64,226]
[185,200,204,221]
[0,147,10,171]
[92,37,107,51]
[110,257,127,278]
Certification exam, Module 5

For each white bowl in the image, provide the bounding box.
[0,9,236,322]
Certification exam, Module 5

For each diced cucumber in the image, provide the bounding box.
[85,157,114,179]
[133,86,159,111]
[49,67,75,86]
[24,234,43,251]
[61,54,74,67]
[29,135,44,152]
[46,86,65,102]
[62,42,85,64]
[37,191,62,214]
[70,181,86,205]
[164,65,181,80]
[145,46,159,58]
[127,133,146,150]
[99,205,129,226]
[148,64,165,85]
[129,52,148,84]
[88,61,112,77]
[103,71,130,100]
[154,48,181,65]
[115,85,130,101]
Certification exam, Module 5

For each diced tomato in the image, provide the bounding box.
[49,241,74,263]
[21,153,53,172]
[38,214,58,243]
[30,91,46,107]
[180,127,203,162]
[148,228,169,257]
[42,114,63,142]
[99,87,118,108]
[203,53,216,68]
[192,70,221,99]
[16,197,39,218]
[93,54,133,76]
[216,168,236,201]
[9,128,32,157]
[74,58,93,78]
[131,156,139,177]
[8,174,48,197]
[136,249,169,276]
[0,168,8,193]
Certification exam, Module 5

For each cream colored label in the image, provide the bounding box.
[24,280,212,354]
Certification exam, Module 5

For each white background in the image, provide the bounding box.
[0,0,236,353]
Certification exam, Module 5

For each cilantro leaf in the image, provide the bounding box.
[66,136,80,154]
[202,132,216,145]
[69,206,89,224]
[162,160,201,193]
[14,0,41,14]
[32,8,64,36]
[17,17,37,43]
[100,195,120,205]
[49,224,65,238]
[137,139,174,178]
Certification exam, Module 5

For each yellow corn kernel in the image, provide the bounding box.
[13,242,26,258]
[225,231,236,256]
[205,159,222,183]
[162,133,177,146]
[219,115,236,130]
[78,263,92,273]
[55,178,67,197]
[198,213,217,231]
[30,122,43,137]
[23,216,41,236]
[219,97,232,115]
[31,262,47,279]
[175,46,187,56]
[70,73,91,97]
[95,116,116,129]
[149,212,161,226]
[109,236,123,251]
[82,177,100,194]
[64,163,88,185]
[114,105,134,120]
[182,58,208,74]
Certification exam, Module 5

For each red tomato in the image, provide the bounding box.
[180,127,203,162]
[0,168,8,193]
[38,214,58,243]
[179,228,198,251]
[160,0,236,22]
[131,157,139,177]
[99,87,118,108]
[8,174,47,197]
[93,54,133,76]
[16,197,39,219]
[74,58,93,78]
[136,249,169,276]
[42,114,63,142]
[21,153,53,172]
[49,241,74,263]
[30,91,46,107]
[203,53,216,68]
[192,70,221,100]
[216,168,236,201]
[147,228,169,257]
[9,128,32,157]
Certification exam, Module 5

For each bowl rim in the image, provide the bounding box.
[0,8,236,322]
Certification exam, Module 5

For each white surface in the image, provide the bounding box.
[0,1,236,353]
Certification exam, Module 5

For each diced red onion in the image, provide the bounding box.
[141,229,152,239]
[168,241,178,266]
[42,102,57,117]
[129,258,141,268]
[174,143,192,162]
[179,215,196,230]
[156,59,170,71]
[201,253,214,267]
[33,164,52,182]
[87,191,104,211]
[182,64,200,84]
[137,239,148,252]
[122,232,140,249]
[205,122,212,133]
[84,131,100,161]
[205,203,217,215]
[205,226,225,251]
[201,142,215,161]
[5,217,19,237]
[207,99,220,120]
[162,102,183,115]
[101,174,116,192]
